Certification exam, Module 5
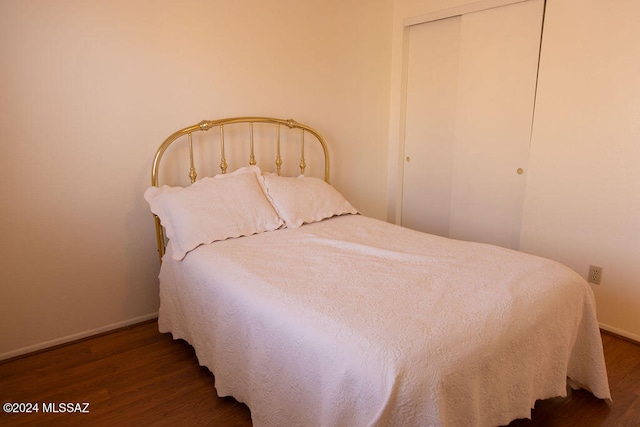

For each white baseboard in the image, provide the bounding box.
[599,322,640,344]
[0,312,159,362]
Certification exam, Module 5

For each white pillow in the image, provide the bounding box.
[262,174,358,228]
[144,166,283,260]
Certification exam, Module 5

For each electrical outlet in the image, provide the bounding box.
[588,265,603,285]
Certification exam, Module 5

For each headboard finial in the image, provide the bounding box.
[199,120,214,131]
[286,119,297,128]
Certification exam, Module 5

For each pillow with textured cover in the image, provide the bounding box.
[262,174,358,228]
[144,166,283,260]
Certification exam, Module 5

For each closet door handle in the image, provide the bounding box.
[517,168,524,175]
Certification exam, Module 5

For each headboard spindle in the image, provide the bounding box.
[219,125,228,174]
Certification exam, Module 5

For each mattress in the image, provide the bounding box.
[157,214,610,426]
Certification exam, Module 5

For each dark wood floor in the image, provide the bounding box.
[1,321,638,426]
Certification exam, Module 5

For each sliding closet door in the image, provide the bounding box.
[401,16,461,238]
[401,0,544,249]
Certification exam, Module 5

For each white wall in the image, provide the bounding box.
[0,0,393,358]
[388,0,640,341]
[519,0,640,341]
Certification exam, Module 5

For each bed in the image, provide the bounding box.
[145,117,610,426]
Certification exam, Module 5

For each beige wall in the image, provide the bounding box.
[519,0,640,341]
[388,0,640,341]
[0,0,393,358]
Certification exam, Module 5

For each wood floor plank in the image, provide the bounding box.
[1,321,637,426]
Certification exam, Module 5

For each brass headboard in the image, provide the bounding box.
[150,117,330,262]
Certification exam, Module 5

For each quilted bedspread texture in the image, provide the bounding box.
[158,214,610,427]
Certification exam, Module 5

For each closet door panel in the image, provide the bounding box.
[401,17,461,237]
[448,0,544,248]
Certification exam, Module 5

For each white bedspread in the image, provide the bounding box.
[158,214,610,426]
